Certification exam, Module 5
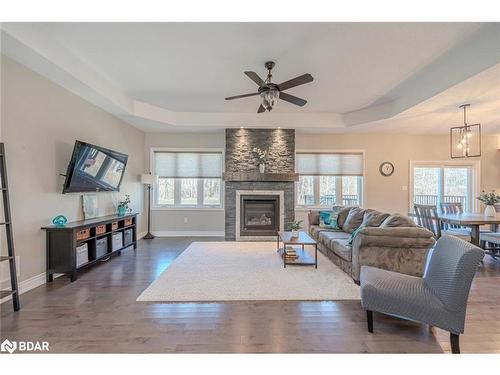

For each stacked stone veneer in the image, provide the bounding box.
[224,128,295,240]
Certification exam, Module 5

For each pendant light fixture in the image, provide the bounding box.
[450,104,481,158]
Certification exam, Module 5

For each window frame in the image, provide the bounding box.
[150,147,225,211]
[295,149,365,210]
[409,160,481,214]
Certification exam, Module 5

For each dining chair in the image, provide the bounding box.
[440,202,464,229]
[480,205,500,258]
[414,204,441,238]
[480,231,500,259]
[360,235,484,354]
[439,202,471,241]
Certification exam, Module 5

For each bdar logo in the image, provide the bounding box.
[1,339,17,353]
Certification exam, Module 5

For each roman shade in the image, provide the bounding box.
[296,152,364,176]
[154,151,223,178]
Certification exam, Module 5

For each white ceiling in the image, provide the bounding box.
[31,22,481,113]
[1,22,499,133]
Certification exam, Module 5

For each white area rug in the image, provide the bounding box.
[137,241,360,302]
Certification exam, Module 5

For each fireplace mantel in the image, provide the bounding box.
[223,172,299,182]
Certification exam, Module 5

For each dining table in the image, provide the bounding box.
[438,212,500,247]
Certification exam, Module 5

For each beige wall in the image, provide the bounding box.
[0,56,146,284]
[295,133,500,225]
[145,132,225,234]
[146,131,500,232]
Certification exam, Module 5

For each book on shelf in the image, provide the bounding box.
[278,247,299,259]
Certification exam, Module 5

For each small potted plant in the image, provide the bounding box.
[287,220,303,238]
[477,190,500,217]
[252,147,268,173]
[117,194,131,216]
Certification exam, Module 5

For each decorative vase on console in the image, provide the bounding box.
[253,147,268,174]
[477,190,500,217]
[117,194,131,216]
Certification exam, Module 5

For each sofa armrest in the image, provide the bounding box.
[357,226,434,239]
[350,227,435,282]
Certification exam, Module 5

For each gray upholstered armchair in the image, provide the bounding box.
[360,235,484,353]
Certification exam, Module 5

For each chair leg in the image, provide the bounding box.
[450,333,460,354]
[366,310,373,333]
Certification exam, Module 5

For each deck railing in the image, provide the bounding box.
[414,195,466,208]
[303,194,360,206]
[342,195,359,206]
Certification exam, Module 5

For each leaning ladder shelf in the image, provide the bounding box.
[0,143,20,311]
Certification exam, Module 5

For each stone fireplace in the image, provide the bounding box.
[224,128,297,241]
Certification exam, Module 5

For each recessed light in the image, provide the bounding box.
[240,126,244,129]
[277,127,281,129]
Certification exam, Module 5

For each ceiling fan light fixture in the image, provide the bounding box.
[226,61,313,113]
[260,88,279,111]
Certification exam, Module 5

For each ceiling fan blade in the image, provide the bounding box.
[277,73,313,91]
[279,92,307,107]
[257,104,266,113]
[244,71,265,87]
[225,92,260,100]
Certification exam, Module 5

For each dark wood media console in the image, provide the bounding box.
[42,213,138,282]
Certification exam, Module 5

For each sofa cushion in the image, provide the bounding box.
[318,231,352,261]
[380,214,416,227]
[337,206,354,229]
[309,225,341,240]
[318,230,350,245]
[330,239,353,261]
[361,211,390,227]
[342,207,368,233]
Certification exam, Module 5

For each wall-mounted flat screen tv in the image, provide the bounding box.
[63,140,128,193]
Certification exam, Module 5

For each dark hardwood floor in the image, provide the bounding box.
[1,237,499,353]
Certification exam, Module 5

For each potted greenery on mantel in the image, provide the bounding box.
[477,190,500,217]
[252,147,268,173]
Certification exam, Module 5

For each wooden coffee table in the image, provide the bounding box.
[277,231,318,268]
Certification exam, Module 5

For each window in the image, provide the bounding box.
[410,161,478,213]
[152,150,223,208]
[296,152,364,208]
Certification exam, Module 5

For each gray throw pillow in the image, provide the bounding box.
[308,210,320,225]
[342,207,367,233]
[337,206,354,229]
[380,214,416,227]
[361,211,390,227]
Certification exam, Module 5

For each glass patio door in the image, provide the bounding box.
[412,163,474,212]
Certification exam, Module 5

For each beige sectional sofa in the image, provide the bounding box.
[308,207,435,283]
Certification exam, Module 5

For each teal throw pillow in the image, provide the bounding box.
[319,211,339,229]
[347,225,365,247]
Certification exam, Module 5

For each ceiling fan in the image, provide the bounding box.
[225,61,313,113]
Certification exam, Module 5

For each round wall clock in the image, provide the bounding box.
[379,162,395,177]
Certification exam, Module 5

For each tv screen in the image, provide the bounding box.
[63,141,128,193]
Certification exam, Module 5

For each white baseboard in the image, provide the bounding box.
[137,231,147,239]
[0,272,62,305]
[152,230,225,237]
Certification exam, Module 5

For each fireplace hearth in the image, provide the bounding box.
[240,195,279,237]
